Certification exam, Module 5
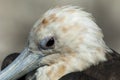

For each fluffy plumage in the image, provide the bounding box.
[28,6,113,80]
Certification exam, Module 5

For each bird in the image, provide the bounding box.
[0,5,120,80]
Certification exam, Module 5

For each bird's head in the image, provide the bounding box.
[0,6,111,80]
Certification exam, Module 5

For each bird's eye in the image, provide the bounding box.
[46,37,54,47]
[39,37,55,50]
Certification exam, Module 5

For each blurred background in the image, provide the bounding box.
[0,0,120,67]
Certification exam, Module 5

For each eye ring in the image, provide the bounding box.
[39,36,55,50]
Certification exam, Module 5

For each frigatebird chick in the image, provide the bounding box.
[0,6,120,80]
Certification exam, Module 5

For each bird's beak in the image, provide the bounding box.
[0,47,45,80]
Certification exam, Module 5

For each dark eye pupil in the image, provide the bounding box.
[46,37,54,47]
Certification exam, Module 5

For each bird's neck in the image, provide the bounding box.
[36,51,108,80]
